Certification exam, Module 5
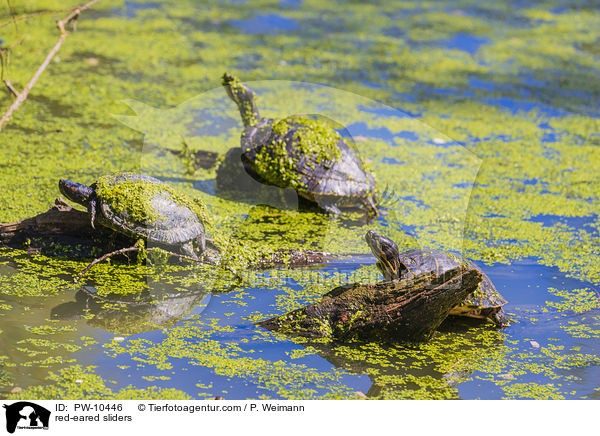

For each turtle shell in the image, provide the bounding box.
[240,115,377,213]
[93,174,205,246]
[398,249,508,325]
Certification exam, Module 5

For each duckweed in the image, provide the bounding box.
[0,0,599,400]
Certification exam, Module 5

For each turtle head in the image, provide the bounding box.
[365,230,404,281]
[59,179,94,206]
[222,72,260,128]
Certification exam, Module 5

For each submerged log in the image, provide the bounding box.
[0,198,332,267]
[258,266,483,343]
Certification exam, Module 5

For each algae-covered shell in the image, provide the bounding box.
[221,73,378,216]
[95,174,205,245]
[59,174,206,256]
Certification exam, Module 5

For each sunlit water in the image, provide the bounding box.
[0,0,598,400]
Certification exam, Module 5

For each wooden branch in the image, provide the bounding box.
[0,8,79,30]
[3,80,19,97]
[0,0,101,131]
[77,246,204,278]
[258,267,483,343]
[0,197,95,242]
[1,198,333,271]
[0,197,135,259]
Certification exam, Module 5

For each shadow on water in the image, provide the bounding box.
[28,94,82,120]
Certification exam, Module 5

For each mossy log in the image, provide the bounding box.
[0,198,331,267]
[0,198,97,243]
[0,198,131,257]
[258,266,483,343]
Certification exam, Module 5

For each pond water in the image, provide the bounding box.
[0,0,598,400]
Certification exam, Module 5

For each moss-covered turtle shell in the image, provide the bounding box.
[222,73,378,216]
[93,174,205,246]
[244,116,377,210]
[398,249,508,326]
[59,174,207,259]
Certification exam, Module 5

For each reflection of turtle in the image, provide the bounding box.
[59,174,208,259]
[221,73,378,217]
[51,284,210,334]
[365,230,509,327]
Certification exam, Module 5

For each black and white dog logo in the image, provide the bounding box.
[3,402,50,433]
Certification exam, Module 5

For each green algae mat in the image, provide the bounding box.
[0,0,599,400]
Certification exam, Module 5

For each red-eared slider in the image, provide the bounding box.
[59,174,207,260]
[365,230,509,327]
[221,72,378,217]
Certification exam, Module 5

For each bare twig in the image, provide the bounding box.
[0,0,102,131]
[0,35,66,128]
[0,8,79,30]
[3,80,19,97]
[77,246,202,279]
[6,36,24,50]
[5,0,17,32]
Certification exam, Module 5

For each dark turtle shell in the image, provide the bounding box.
[398,248,508,326]
[93,174,205,247]
[364,230,508,327]
[222,73,378,216]
[244,116,377,213]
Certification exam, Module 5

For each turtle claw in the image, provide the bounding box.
[89,199,97,229]
[322,204,342,215]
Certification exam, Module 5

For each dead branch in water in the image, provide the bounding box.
[77,246,203,279]
[0,37,25,95]
[0,7,79,30]
[0,0,101,131]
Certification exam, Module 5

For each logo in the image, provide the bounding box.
[2,402,50,433]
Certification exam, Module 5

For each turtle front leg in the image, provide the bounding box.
[88,198,97,229]
[489,308,510,328]
[180,241,199,261]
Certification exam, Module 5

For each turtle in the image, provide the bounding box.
[221,72,378,217]
[58,173,207,260]
[365,230,509,327]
